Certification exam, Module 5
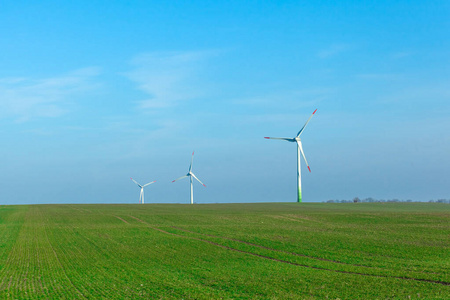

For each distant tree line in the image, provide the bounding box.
[323,197,450,204]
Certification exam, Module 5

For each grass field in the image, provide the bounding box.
[0,203,448,299]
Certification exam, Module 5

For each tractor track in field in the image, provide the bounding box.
[113,216,129,224]
[170,227,450,285]
[128,215,450,287]
[171,226,373,268]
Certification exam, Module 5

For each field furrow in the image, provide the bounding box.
[126,215,450,287]
[167,225,450,285]
[0,203,448,299]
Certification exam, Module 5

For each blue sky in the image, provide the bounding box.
[0,1,449,204]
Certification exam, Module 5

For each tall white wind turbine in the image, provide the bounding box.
[265,109,317,203]
[172,151,206,204]
[130,178,156,204]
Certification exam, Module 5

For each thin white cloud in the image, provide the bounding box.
[125,51,215,110]
[232,88,330,109]
[317,44,351,59]
[0,67,101,122]
[391,51,413,59]
[357,73,404,80]
[378,81,450,105]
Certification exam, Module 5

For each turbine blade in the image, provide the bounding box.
[191,173,206,187]
[264,137,295,141]
[189,151,194,172]
[130,177,142,188]
[143,180,156,187]
[172,175,188,183]
[296,109,317,137]
[297,141,311,172]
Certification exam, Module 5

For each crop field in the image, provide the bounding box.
[0,203,448,299]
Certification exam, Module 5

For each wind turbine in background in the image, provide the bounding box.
[172,151,206,204]
[130,178,156,204]
[265,109,317,203]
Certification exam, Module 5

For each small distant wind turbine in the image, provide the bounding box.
[172,151,206,204]
[265,109,317,203]
[130,178,156,204]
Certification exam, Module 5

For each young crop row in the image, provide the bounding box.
[0,206,85,299]
[0,203,448,299]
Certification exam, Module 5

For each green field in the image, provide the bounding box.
[0,203,448,299]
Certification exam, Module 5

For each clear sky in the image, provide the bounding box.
[0,1,449,204]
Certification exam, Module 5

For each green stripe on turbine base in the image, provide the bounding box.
[298,188,302,203]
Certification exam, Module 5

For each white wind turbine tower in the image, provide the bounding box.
[172,151,206,204]
[265,109,317,203]
[130,178,156,204]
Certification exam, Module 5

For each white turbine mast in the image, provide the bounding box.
[265,109,317,203]
[130,178,156,204]
[172,151,206,204]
